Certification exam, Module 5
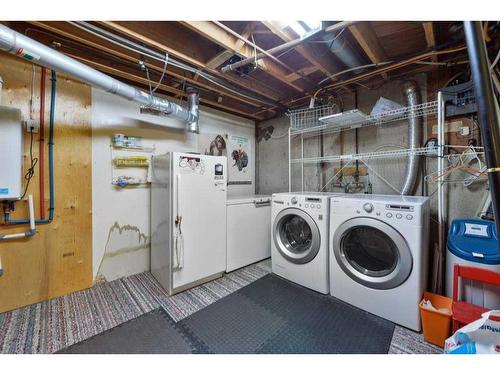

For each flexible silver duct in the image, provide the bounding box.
[0,24,200,132]
[400,81,422,195]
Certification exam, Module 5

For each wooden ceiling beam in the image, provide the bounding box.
[284,65,319,82]
[206,50,233,69]
[205,22,254,70]
[26,21,268,110]
[348,23,389,79]
[261,21,341,82]
[422,22,436,48]
[422,22,437,62]
[65,52,265,120]
[181,21,308,93]
[99,21,283,102]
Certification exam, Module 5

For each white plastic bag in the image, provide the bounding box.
[370,97,403,120]
[444,310,500,354]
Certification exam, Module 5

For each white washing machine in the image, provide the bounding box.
[272,192,338,294]
[329,194,430,331]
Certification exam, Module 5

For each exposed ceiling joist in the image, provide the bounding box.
[284,66,319,82]
[205,50,233,69]
[66,52,264,120]
[422,22,436,48]
[99,21,283,102]
[181,21,308,93]
[205,22,255,70]
[26,21,265,110]
[422,22,437,62]
[348,23,389,79]
[261,21,341,82]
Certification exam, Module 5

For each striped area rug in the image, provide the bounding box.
[0,259,440,354]
[0,261,270,354]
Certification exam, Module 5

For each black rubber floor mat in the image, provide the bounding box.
[177,274,395,353]
[57,308,203,354]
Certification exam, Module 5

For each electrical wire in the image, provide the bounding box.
[144,64,153,95]
[269,129,289,139]
[68,21,278,107]
[20,128,39,200]
[150,53,169,93]
[317,61,394,86]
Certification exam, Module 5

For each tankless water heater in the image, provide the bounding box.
[0,106,23,200]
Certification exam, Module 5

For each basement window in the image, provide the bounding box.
[283,21,321,36]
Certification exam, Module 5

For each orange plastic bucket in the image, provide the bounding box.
[419,291,453,348]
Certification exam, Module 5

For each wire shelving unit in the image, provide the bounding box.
[287,99,441,193]
[289,100,439,137]
[286,93,485,292]
[287,105,335,131]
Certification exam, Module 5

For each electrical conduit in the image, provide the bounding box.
[39,67,46,219]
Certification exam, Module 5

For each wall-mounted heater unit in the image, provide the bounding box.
[0,106,23,200]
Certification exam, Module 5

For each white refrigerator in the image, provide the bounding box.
[151,152,227,295]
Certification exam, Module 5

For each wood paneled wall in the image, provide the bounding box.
[0,54,92,313]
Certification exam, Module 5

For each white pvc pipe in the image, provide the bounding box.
[28,194,35,232]
[0,195,36,240]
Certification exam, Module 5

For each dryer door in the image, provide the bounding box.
[273,208,321,264]
[332,217,413,290]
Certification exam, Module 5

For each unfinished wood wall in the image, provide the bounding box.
[0,54,93,313]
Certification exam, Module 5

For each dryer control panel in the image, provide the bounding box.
[345,200,420,223]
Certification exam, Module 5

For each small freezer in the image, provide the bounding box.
[226,195,271,272]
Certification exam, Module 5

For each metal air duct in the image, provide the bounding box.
[0,24,200,132]
[322,22,365,73]
[400,80,422,195]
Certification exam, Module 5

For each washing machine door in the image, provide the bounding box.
[273,208,321,264]
[332,217,413,290]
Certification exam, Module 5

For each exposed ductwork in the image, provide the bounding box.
[400,80,422,195]
[322,23,365,73]
[0,24,200,133]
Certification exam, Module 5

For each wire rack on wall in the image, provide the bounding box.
[286,105,336,130]
[290,100,439,137]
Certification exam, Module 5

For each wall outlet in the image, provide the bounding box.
[24,118,39,133]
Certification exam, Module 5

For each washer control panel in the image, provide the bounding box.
[281,195,325,212]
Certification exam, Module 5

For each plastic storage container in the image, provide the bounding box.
[419,291,453,347]
[445,218,500,309]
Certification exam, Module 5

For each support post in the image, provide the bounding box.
[464,21,500,246]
